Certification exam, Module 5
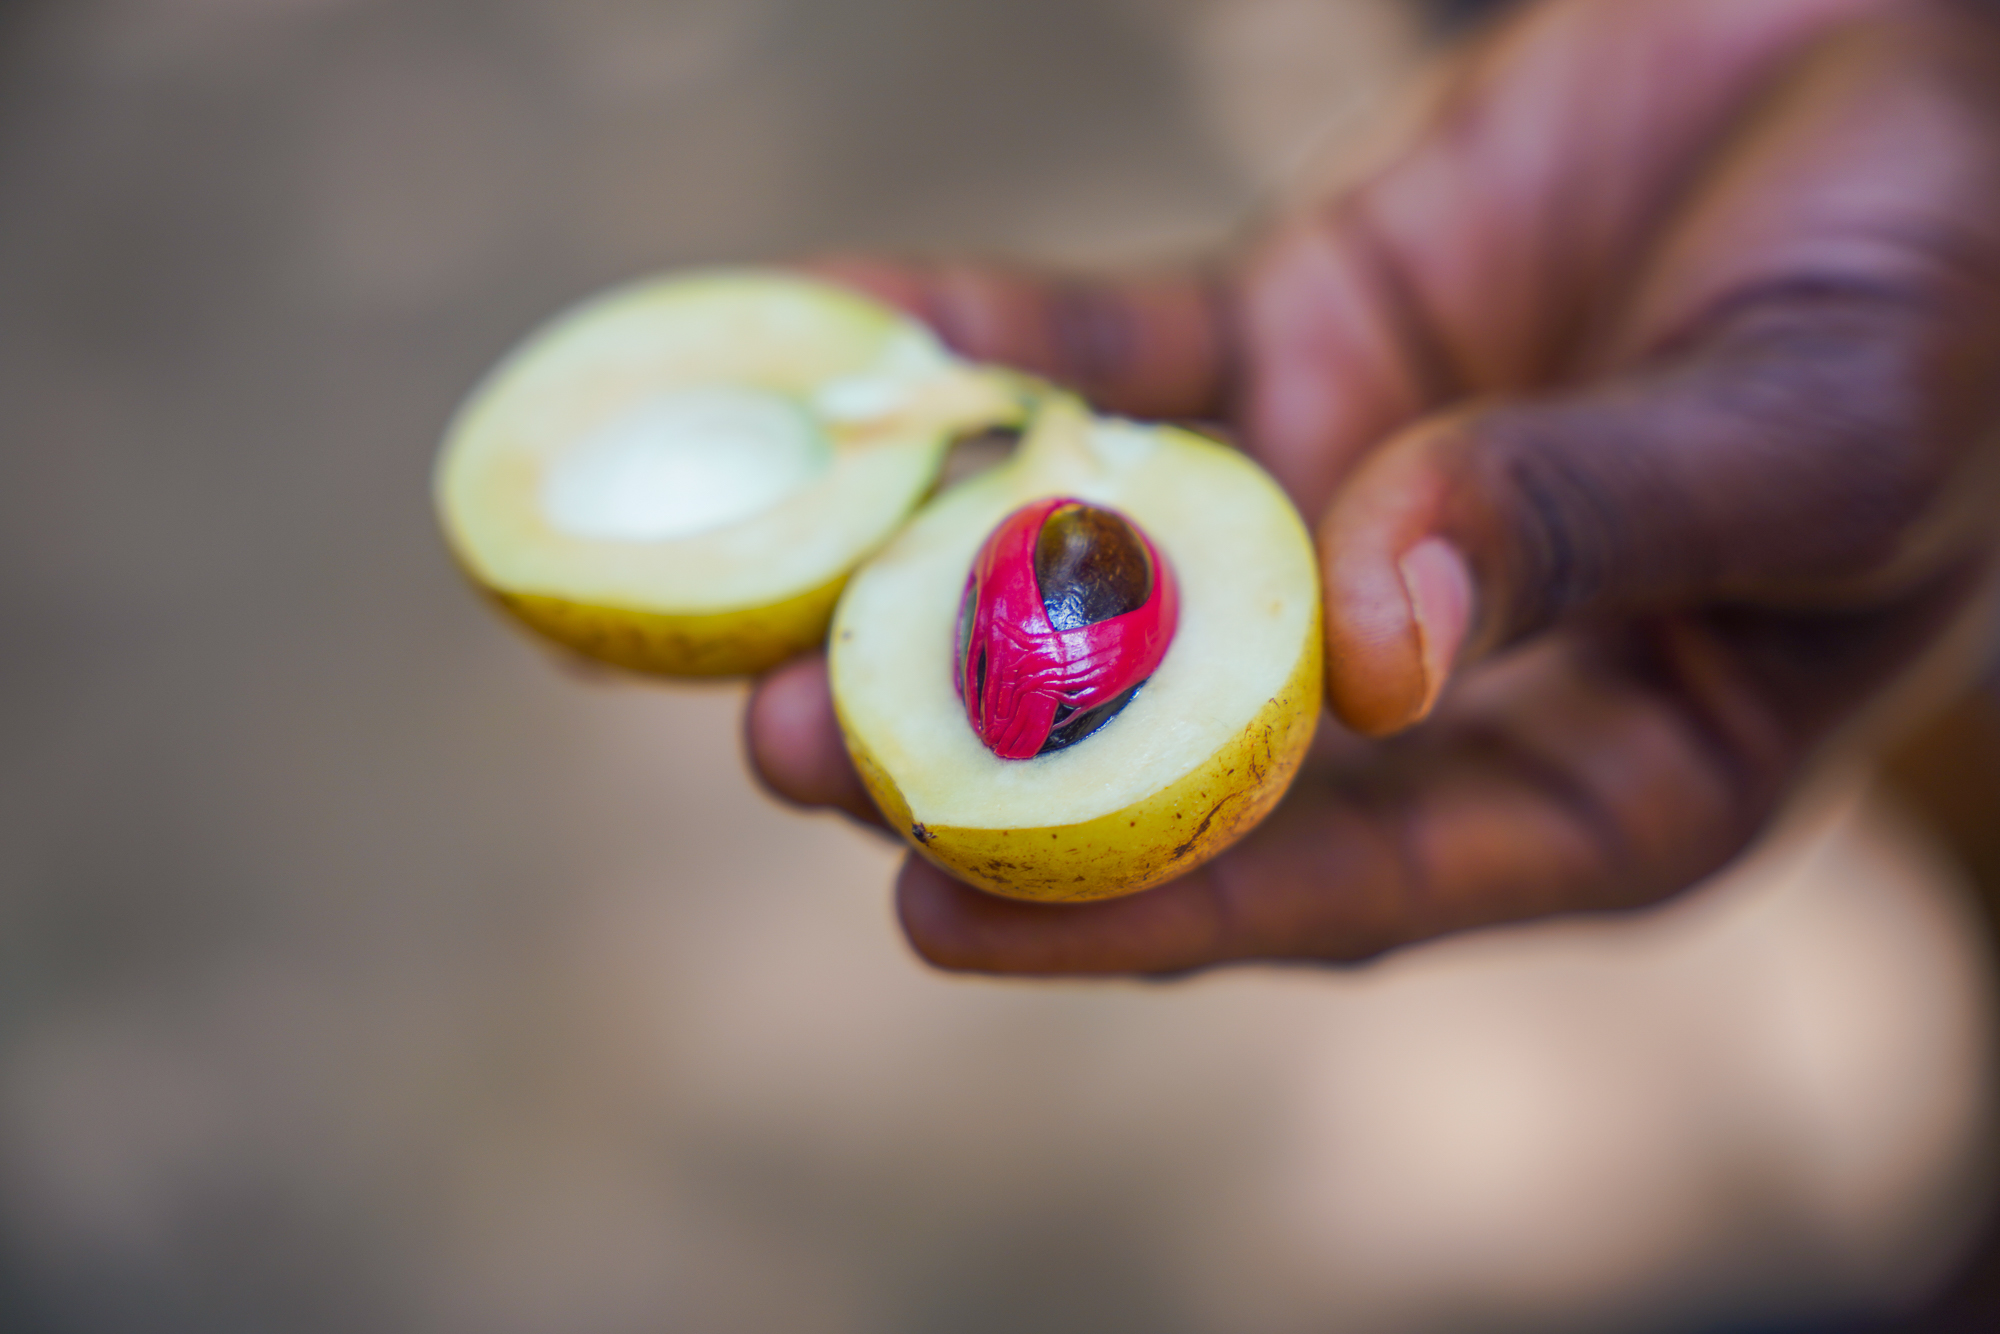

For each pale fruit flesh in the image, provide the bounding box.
[830,398,1324,901]
[436,270,1023,676]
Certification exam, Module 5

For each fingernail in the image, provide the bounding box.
[1398,536,1474,722]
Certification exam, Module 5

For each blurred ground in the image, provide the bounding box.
[0,2,1995,1332]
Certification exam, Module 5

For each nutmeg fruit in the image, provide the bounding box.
[435,269,1024,676]
[436,270,1322,902]
[831,396,1322,902]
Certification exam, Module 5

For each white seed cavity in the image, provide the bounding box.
[541,385,830,543]
[812,328,953,422]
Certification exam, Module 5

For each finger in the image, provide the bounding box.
[897,857,1243,978]
[1321,274,2000,736]
[744,654,884,828]
[1309,7,2000,737]
[1228,0,1913,519]
[895,626,1782,975]
[893,791,1453,975]
[799,255,1231,422]
[1229,212,1440,518]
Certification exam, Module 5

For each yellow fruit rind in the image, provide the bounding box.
[848,605,1323,902]
[497,574,847,677]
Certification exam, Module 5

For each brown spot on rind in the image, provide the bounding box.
[1171,795,1233,861]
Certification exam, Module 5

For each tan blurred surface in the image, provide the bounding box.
[1,2,1995,1332]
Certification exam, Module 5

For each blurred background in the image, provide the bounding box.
[5,0,2000,1331]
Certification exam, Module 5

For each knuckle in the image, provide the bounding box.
[1705,290,1953,568]
[1468,278,1983,635]
[1475,406,1659,635]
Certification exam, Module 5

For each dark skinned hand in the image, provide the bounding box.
[747,0,2000,975]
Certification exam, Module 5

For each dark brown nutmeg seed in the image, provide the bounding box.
[1040,682,1144,754]
[1033,502,1154,631]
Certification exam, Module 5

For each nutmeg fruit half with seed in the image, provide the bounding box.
[831,396,1322,902]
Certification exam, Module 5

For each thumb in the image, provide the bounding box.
[1321,287,1996,735]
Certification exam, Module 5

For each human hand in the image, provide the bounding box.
[749,0,2000,974]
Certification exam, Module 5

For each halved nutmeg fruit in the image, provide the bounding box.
[831,396,1322,903]
[435,270,1025,676]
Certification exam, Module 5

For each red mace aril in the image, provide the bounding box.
[955,497,1179,760]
